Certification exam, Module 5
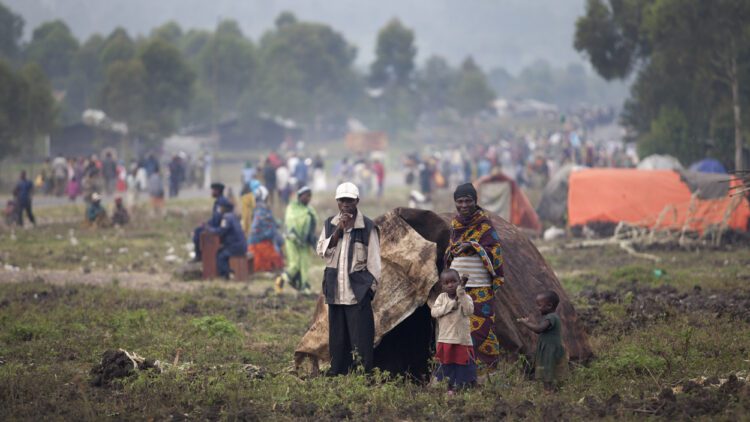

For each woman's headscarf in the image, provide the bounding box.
[453,182,477,201]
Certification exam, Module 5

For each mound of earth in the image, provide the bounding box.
[90,349,160,387]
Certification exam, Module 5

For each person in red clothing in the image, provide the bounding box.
[372,159,385,198]
[431,269,476,393]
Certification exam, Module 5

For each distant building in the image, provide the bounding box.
[50,110,129,157]
[50,123,127,157]
[179,113,303,151]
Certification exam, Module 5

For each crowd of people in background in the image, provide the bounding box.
[404,128,635,201]
[7,122,637,232]
[5,150,215,228]
[30,151,211,206]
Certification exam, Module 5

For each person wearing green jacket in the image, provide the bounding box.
[276,186,317,294]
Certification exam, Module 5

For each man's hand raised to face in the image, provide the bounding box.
[337,212,354,231]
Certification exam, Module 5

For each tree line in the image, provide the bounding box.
[0,3,503,158]
[575,0,750,170]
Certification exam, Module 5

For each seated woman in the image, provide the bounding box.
[247,186,284,273]
[85,192,110,228]
[444,183,505,372]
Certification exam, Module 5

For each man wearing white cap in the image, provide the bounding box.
[316,182,381,375]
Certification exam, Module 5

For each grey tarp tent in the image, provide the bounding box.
[536,164,581,225]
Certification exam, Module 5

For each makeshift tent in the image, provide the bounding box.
[689,158,727,174]
[679,170,732,200]
[536,164,581,225]
[294,208,592,379]
[637,154,683,171]
[568,169,750,232]
[474,172,542,234]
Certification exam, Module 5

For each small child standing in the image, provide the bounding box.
[517,290,568,392]
[431,269,476,392]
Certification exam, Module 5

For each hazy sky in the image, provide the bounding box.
[7,0,589,73]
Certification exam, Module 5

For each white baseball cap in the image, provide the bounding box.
[335,182,359,199]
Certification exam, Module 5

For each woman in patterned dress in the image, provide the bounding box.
[444,182,504,371]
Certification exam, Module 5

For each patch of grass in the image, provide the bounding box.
[0,278,748,420]
[593,343,667,377]
[7,323,40,342]
[191,315,241,338]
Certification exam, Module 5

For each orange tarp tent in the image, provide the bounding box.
[475,172,543,234]
[568,169,750,232]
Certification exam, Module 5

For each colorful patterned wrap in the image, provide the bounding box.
[466,286,501,369]
[445,208,505,369]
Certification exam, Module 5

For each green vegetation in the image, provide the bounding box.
[1,203,749,419]
[0,1,504,156]
[0,60,57,159]
[575,0,750,170]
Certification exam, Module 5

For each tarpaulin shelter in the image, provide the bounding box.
[536,164,581,225]
[689,158,727,174]
[294,208,592,380]
[567,169,750,233]
[474,172,542,235]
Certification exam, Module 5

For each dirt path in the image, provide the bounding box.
[0,268,307,297]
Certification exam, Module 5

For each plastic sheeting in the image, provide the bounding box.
[568,169,749,232]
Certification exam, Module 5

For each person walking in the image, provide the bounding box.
[13,171,36,227]
[102,152,117,195]
[276,186,318,294]
[316,182,381,375]
[168,155,185,198]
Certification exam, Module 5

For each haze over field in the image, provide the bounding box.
[8,0,587,72]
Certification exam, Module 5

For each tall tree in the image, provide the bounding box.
[18,63,57,141]
[99,28,135,70]
[646,0,750,170]
[197,20,257,116]
[368,19,418,135]
[0,2,23,61]
[151,21,183,46]
[64,35,105,119]
[100,59,146,132]
[450,57,496,117]
[138,38,194,136]
[0,60,56,159]
[417,55,457,113]
[575,0,750,170]
[369,18,417,87]
[257,12,359,127]
[24,20,79,88]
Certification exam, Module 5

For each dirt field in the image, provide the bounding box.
[1,191,749,420]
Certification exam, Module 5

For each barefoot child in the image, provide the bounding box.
[517,290,568,392]
[431,269,476,392]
